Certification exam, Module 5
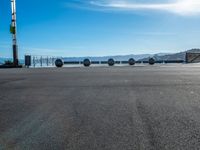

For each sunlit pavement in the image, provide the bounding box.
[1,64,200,150]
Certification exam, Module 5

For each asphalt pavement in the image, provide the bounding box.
[1,64,200,150]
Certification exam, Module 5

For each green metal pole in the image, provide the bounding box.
[11,0,19,66]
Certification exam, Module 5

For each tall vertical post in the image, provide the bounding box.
[11,0,19,66]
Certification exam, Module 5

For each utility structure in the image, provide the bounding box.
[10,0,19,66]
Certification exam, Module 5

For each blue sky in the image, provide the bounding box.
[1,0,200,58]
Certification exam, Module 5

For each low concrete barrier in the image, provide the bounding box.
[54,58,185,68]
[64,61,80,65]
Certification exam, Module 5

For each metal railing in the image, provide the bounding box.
[25,55,185,68]
[25,55,59,68]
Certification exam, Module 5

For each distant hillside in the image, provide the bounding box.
[139,49,200,61]
[0,58,12,64]
[1,49,200,64]
[63,54,164,62]
[0,58,24,65]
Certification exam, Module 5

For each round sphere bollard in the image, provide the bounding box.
[83,59,91,67]
[55,59,64,68]
[149,58,155,65]
[108,58,115,66]
[128,58,136,66]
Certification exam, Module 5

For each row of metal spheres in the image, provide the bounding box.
[55,58,155,68]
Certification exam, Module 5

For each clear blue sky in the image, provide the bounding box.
[1,0,200,58]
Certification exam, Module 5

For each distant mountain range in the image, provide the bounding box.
[62,53,171,62]
[63,49,200,62]
[0,58,24,65]
[0,58,12,64]
[1,49,200,64]
[139,49,200,61]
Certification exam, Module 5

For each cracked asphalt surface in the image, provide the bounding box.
[1,65,200,150]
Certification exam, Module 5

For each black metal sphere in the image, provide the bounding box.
[128,58,136,66]
[55,59,64,68]
[108,58,115,66]
[149,58,155,65]
[83,59,91,67]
